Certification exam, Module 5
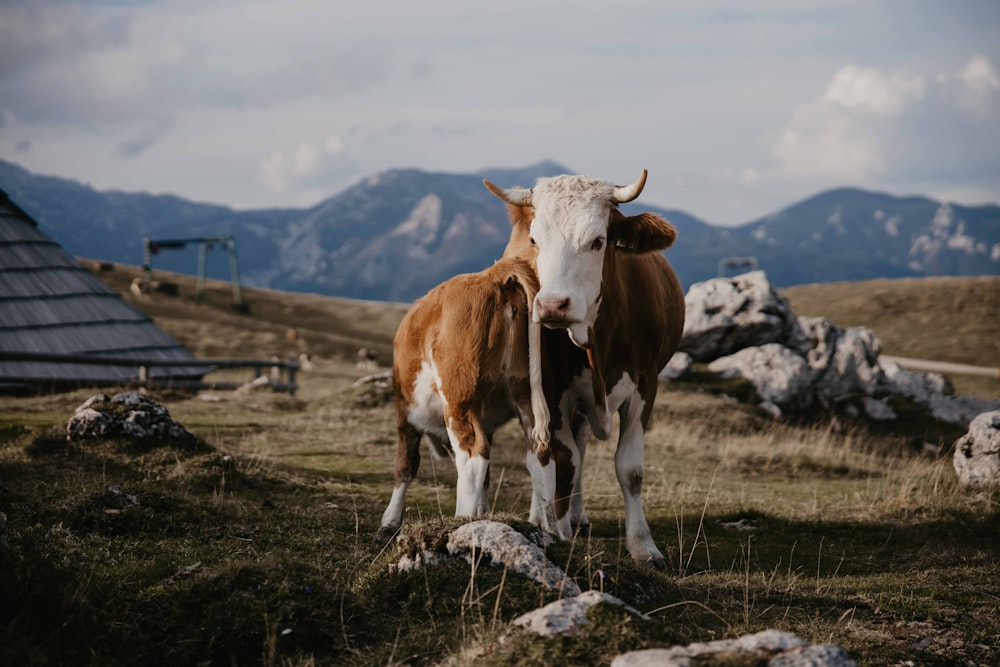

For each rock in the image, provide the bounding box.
[659,351,693,381]
[66,392,197,446]
[67,408,116,440]
[612,629,856,667]
[390,520,579,595]
[759,400,783,419]
[351,370,394,407]
[447,521,581,596]
[953,411,1000,487]
[680,271,805,362]
[881,361,1000,426]
[511,591,647,637]
[681,271,996,429]
[800,318,885,400]
[863,397,898,420]
[707,344,815,409]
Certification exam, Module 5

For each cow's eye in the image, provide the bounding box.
[591,236,605,251]
[529,237,536,247]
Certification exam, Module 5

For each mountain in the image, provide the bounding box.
[733,187,1000,285]
[1,159,998,302]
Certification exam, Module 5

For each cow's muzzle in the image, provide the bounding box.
[534,294,576,327]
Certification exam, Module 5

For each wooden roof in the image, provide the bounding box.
[0,189,202,388]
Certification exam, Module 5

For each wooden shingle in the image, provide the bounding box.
[0,190,202,389]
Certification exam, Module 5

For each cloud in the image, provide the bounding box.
[771,112,883,180]
[258,152,289,193]
[824,65,926,116]
[293,142,320,177]
[769,56,1000,190]
[258,136,347,193]
[953,54,1000,117]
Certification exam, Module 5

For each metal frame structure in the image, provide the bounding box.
[717,256,760,278]
[142,236,244,307]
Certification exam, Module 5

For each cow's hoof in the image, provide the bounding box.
[645,554,667,571]
[630,548,667,570]
[572,521,591,538]
[375,524,399,544]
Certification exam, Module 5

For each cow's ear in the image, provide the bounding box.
[610,211,677,253]
[507,203,534,228]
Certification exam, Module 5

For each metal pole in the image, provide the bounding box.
[197,240,207,301]
[142,238,153,283]
[227,237,244,306]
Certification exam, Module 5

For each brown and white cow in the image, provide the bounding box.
[376,256,551,541]
[485,170,685,567]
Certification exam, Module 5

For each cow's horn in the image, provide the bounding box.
[611,169,648,203]
[483,179,533,206]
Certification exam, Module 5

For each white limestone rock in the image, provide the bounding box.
[707,344,815,409]
[447,520,581,596]
[612,629,856,667]
[511,590,647,637]
[658,351,693,381]
[953,411,1000,487]
[681,271,805,362]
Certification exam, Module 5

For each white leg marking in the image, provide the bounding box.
[455,453,489,517]
[524,451,566,537]
[614,391,664,566]
[380,482,410,532]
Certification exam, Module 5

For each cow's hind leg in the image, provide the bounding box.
[449,411,491,516]
[377,420,422,542]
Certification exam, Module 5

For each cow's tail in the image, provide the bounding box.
[508,260,550,453]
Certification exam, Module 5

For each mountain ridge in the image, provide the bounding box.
[1,158,997,302]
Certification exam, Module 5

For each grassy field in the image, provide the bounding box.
[1,265,998,666]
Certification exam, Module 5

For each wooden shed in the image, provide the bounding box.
[0,189,203,391]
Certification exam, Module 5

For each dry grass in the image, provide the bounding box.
[1,269,998,665]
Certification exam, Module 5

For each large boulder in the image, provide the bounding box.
[880,361,1000,426]
[953,411,1000,487]
[681,271,998,428]
[800,317,885,401]
[708,344,815,410]
[680,271,805,362]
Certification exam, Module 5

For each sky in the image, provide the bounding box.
[1,0,999,226]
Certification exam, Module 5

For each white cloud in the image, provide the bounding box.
[770,110,883,181]
[258,152,289,192]
[768,56,1000,194]
[325,136,345,155]
[293,141,320,177]
[954,55,1000,117]
[960,55,1000,92]
[824,65,926,116]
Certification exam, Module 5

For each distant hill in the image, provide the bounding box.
[1,159,998,301]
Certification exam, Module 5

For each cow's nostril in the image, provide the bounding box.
[535,295,572,320]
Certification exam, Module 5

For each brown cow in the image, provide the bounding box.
[376,256,550,541]
[486,170,685,567]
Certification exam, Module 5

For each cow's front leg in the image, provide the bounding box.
[378,421,422,542]
[615,395,665,568]
[449,413,490,516]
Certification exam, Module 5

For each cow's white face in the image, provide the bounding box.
[528,176,616,348]
[486,169,673,351]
